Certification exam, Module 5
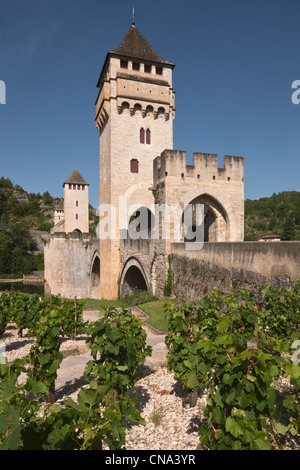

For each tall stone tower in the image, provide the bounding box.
[95,18,175,299]
[63,168,89,234]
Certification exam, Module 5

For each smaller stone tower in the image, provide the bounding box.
[63,169,89,233]
[53,199,64,227]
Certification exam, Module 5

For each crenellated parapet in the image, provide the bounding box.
[49,231,93,241]
[152,148,245,244]
[153,149,244,184]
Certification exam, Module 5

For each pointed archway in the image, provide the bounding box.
[182,193,230,242]
[90,252,100,298]
[119,257,149,297]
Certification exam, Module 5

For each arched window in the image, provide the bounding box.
[140,128,145,144]
[146,129,151,145]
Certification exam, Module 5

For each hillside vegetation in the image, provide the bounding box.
[0,176,99,277]
[244,191,300,241]
[0,177,55,276]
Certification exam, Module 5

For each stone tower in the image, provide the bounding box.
[53,199,64,227]
[63,168,89,234]
[95,19,175,299]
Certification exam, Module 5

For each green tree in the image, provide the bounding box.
[0,177,13,189]
[42,191,53,205]
[268,216,276,231]
[0,232,13,274]
[281,216,296,241]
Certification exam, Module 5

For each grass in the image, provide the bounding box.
[150,403,165,428]
[80,298,129,310]
[137,298,176,333]
[80,295,176,333]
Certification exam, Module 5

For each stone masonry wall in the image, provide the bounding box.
[168,241,300,303]
[44,232,99,299]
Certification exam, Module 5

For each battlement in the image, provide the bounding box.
[50,231,94,241]
[153,149,244,184]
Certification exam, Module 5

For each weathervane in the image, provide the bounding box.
[132,5,135,27]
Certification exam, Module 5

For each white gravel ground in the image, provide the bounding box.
[1,320,299,451]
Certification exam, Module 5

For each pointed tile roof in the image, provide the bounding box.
[110,26,174,66]
[64,169,89,186]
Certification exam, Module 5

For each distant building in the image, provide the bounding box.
[50,168,89,234]
[53,199,64,227]
[259,235,281,242]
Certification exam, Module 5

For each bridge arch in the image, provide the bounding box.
[90,250,100,298]
[119,257,149,297]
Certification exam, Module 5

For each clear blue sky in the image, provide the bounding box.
[1,0,300,208]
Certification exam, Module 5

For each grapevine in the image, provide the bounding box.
[0,293,150,449]
[165,282,300,450]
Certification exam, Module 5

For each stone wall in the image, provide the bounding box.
[29,230,50,253]
[168,242,300,303]
[171,241,300,280]
[44,232,99,299]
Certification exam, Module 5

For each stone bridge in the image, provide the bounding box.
[118,237,300,302]
[44,230,300,302]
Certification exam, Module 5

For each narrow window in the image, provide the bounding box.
[120,60,128,69]
[146,128,151,145]
[69,184,72,190]
[73,184,76,189]
[144,64,151,73]
[76,214,78,220]
[140,128,145,144]
[156,66,163,75]
[132,62,140,71]
[130,159,139,173]
[76,201,78,207]
[82,185,85,190]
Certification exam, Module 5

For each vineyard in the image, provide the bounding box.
[0,283,299,450]
[165,282,300,450]
[0,292,151,450]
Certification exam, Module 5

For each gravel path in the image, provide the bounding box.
[1,318,205,450]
